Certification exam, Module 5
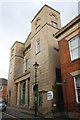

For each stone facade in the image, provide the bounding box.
[8,5,61,114]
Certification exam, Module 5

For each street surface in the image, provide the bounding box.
[1,107,79,120]
[1,107,45,120]
[0,112,2,120]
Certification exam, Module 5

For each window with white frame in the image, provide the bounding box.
[69,35,80,61]
[74,75,80,103]
[36,39,40,54]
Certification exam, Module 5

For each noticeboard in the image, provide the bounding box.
[47,91,53,100]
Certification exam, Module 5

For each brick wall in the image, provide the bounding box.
[58,38,80,113]
[2,85,7,100]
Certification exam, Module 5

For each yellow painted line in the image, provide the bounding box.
[3,112,21,120]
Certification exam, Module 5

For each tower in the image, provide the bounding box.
[30,5,61,113]
[8,41,24,105]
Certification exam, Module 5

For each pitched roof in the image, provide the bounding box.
[54,15,80,38]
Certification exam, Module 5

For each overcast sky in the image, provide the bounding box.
[0,0,79,79]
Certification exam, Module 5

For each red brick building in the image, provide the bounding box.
[0,78,7,100]
[54,15,80,118]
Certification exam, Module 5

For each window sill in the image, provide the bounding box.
[70,58,80,63]
[36,24,40,30]
[36,51,40,55]
[76,103,80,107]
[25,69,30,73]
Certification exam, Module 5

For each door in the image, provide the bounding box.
[56,68,64,112]
[34,84,38,104]
[22,82,26,104]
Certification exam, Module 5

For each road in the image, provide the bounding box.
[1,108,79,120]
[1,107,45,120]
[2,112,18,119]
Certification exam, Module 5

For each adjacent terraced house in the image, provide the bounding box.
[54,15,80,118]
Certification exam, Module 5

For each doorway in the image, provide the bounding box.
[56,68,64,112]
[22,81,26,104]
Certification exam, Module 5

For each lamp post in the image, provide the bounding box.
[33,62,39,117]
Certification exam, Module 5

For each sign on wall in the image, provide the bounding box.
[47,91,53,100]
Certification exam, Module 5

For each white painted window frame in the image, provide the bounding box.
[69,35,80,61]
[74,76,80,103]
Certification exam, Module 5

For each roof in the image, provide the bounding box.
[11,41,24,50]
[54,15,80,38]
[0,78,7,85]
[31,4,60,23]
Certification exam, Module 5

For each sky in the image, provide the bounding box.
[0,0,79,79]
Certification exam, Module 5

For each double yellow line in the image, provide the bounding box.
[3,112,21,120]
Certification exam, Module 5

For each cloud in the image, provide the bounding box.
[0,0,79,2]
[0,44,10,79]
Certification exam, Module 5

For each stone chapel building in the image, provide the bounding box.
[8,5,62,114]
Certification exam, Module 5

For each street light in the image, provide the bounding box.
[33,62,39,117]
